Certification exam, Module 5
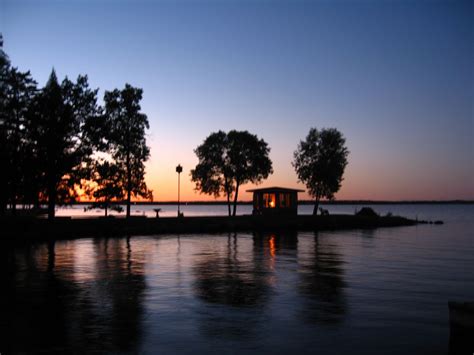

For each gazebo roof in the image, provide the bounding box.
[246,186,305,193]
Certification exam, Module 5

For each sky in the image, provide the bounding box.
[2,0,473,201]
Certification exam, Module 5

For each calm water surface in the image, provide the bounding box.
[3,205,473,354]
[55,202,468,219]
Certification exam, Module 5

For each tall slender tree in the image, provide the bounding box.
[29,70,101,218]
[0,35,38,214]
[0,34,11,215]
[104,84,152,218]
[3,68,37,212]
[293,128,349,215]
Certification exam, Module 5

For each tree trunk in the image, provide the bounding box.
[47,182,56,220]
[224,178,231,216]
[126,190,131,217]
[312,197,320,216]
[226,192,231,216]
[126,157,131,218]
[232,183,240,217]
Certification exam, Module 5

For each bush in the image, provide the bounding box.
[355,207,378,217]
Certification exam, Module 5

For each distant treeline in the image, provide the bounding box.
[72,200,474,206]
[0,35,151,219]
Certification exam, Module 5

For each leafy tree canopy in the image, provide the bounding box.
[104,84,152,217]
[0,63,37,213]
[293,128,349,215]
[0,37,152,218]
[29,70,102,218]
[85,160,125,216]
[191,130,273,216]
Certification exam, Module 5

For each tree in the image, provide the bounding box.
[104,84,152,218]
[0,34,12,214]
[293,128,349,215]
[3,68,37,212]
[29,70,101,219]
[86,160,124,217]
[0,36,38,214]
[191,130,273,216]
[191,131,232,214]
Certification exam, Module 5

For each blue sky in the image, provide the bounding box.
[2,0,473,200]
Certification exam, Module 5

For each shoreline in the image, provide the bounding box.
[67,200,474,205]
[0,214,427,242]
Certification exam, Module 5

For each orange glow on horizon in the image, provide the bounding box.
[71,148,474,203]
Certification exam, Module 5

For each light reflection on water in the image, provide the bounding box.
[3,205,474,354]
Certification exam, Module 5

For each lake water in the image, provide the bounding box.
[56,202,466,221]
[3,204,473,354]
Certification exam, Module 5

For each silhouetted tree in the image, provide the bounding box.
[0,34,11,215]
[29,70,101,219]
[293,128,349,215]
[86,160,125,216]
[3,68,37,212]
[104,84,152,218]
[0,36,38,214]
[191,130,273,216]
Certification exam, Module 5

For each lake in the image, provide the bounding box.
[3,204,473,354]
[55,202,468,220]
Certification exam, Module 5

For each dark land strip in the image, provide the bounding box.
[0,214,435,242]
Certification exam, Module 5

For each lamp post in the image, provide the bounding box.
[176,164,183,217]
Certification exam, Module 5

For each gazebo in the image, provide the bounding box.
[246,186,304,216]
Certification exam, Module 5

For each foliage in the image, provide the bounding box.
[0,35,10,214]
[293,128,349,215]
[355,207,378,217]
[104,84,152,217]
[85,160,125,216]
[191,130,273,216]
[28,70,102,218]
[0,37,38,214]
[0,37,152,218]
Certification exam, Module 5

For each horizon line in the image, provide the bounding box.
[72,199,474,205]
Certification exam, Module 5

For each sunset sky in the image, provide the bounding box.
[2,0,473,201]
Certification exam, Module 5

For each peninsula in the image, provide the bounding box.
[1,213,429,242]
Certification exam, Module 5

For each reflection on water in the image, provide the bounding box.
[193,233,271,308]
[3,206,474,354]
[298,232,346,324]
[192,233,272,340]
[4,238,146,353]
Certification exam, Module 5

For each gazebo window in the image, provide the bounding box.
[263,193,276,208]
[279,193,290,208]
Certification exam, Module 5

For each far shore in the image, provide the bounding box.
[68,200,473,206]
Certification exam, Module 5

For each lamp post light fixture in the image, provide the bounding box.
[176,164,183,217]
